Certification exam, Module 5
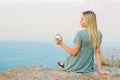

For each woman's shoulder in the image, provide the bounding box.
[98,30,103,39]
[76,30,83,35]
[75,30,87,37]
[98,30,103,36]
[98,30,102,33]
[77,29,87,34]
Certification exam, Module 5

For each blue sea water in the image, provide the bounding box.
[0,41,69,71]
[0,40,120,71]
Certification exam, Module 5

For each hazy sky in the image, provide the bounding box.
[0,0,120,42]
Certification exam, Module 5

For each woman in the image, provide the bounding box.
[55,11,110,75]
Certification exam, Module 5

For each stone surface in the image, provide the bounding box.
[0,65,120,80]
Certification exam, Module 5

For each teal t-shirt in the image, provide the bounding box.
[63,29,102,73]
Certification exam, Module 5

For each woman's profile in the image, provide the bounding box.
[54,11,110,75]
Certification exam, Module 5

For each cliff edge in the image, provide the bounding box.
[0,65,120,80]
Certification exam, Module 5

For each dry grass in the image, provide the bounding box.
[101,48,120,68]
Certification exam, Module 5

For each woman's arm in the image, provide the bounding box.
[95,45,102,71]
[95,45,110,75]
[55,38,80,56]
[60,43,80,56]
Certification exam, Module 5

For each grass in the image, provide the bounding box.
[101,48,120,68]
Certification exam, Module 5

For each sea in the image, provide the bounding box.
[0,40,120,71]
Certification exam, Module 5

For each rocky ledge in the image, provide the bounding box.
[0,65,120,80]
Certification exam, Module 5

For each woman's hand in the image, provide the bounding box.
[54,37,63,45]
[98,69,110,75]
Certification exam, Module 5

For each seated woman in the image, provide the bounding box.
[54,11,110,75]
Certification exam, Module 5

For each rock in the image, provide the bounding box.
[0,65,120,80]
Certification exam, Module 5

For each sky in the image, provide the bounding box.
[0,0,120,43]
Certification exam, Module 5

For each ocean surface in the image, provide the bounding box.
[0,41,120,71]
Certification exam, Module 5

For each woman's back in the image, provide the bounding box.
[63,29,102,72]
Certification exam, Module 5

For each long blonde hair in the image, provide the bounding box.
[83,11,99,48]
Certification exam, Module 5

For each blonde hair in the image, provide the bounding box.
[83,11,99,48]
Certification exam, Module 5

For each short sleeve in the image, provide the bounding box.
[99,31,103,44]
[73,32,82,46]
